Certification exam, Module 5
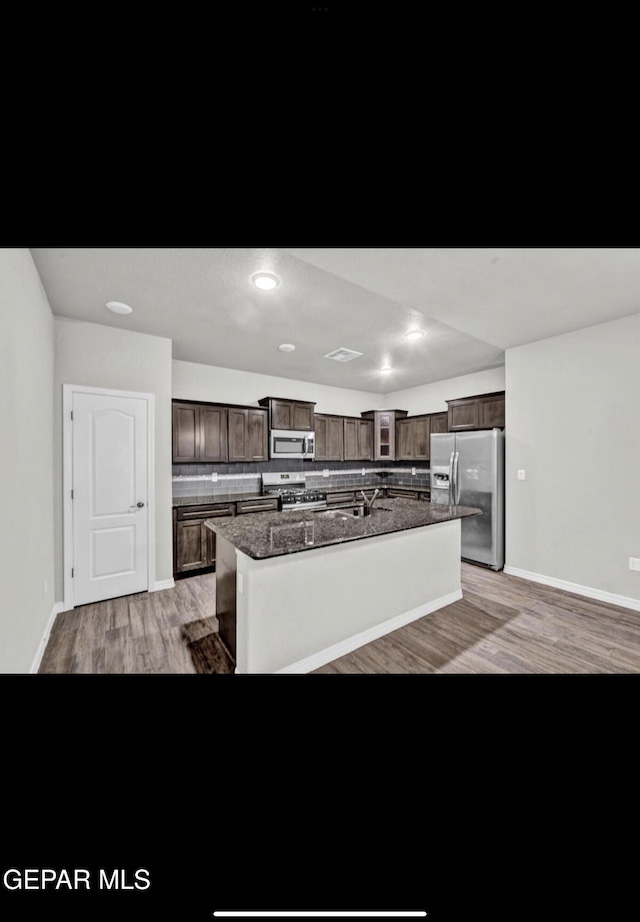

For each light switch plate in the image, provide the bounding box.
[630,558,640,571]
[323,469,329,478]
[517,470,526,480]
[211,472,218,482]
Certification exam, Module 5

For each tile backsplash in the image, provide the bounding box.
[172,460,430,498]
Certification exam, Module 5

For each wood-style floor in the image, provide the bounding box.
[39,576,217,674]
[314,563,640,673]
[39,564,640,674]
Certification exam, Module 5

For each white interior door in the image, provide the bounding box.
[73,392,149,605]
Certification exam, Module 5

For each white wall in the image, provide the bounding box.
[505,313,640,603]
[0,249,55,672]
[386,367,506,416]
[234,519,461,673]
[172,359,376,416]
[54,318,173,599]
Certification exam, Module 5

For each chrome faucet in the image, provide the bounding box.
[360,489,380,515]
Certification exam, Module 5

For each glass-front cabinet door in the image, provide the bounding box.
[360,409,407,460]
[377,412,392,459]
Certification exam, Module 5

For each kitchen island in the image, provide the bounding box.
[206,498,481,674]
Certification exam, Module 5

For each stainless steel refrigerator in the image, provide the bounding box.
[430,429,505,570]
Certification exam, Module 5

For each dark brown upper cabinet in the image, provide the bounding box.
[360,410,408,461]
[412,416,430,460]
[343,417,373,461]
[258,397,316,431]
[358,418,373,461]
[173,402,228,463]
[430,412,448,434]
[172,403,199,463]
[446,392,505,432]
[200,406,229,462]
[479,393,505,429]
[315,414,344,461]
[396,418,414,461]
[396,415,430,461]
[228,407,269,462]
[447,397,480,431]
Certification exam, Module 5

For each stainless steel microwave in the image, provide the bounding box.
[270,429,315,460]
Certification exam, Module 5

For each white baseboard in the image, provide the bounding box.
[274,588,463,674]
[503,566,640,612]
[30,602,65,674]
[150,579,175,593]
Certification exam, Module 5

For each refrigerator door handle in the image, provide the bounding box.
[453,451,460,504]
[448,451,455,504]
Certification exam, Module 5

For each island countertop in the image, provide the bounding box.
[205,498,481,561]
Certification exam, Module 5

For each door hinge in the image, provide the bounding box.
[71,568,74,578]
[71,489,74,500]
[71,410,73,420]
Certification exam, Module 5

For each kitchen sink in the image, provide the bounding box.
[315,506,392,520]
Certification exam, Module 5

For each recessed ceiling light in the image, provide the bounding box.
[252,272,280,291]
[380,365,393,375]
[404,329,426,342]
[279,343,295,352]
[106,301,133,314]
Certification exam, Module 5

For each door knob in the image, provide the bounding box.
[130,502,145,509]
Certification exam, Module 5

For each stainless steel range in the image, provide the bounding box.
[262,472,327,512]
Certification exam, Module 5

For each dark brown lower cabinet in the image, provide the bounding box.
[387,488,420,500]
[326,491,356,504]
[387,488,429,501]
[174,504,234,576]
[236,498,279,514]
[176,520,214,573]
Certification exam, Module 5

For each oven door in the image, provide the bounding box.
[270,430,315,460]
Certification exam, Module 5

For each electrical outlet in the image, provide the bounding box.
[211,472,218,482]
[323,469,329,478]
[517,470,526,480]
[630,558,640,571]
[362,468,366,475]
[412,467,416,476]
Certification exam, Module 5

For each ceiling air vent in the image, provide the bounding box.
[324,347,364,363]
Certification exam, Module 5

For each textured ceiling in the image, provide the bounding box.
[30,247,640,393]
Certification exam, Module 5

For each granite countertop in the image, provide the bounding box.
[205,497,480,561]
[172,482,429,508]
[173,492,264,507]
